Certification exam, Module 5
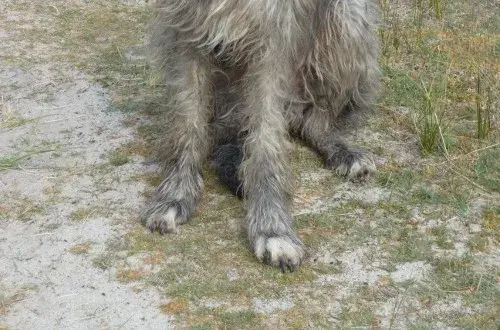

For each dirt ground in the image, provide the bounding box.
[0,1,498,329]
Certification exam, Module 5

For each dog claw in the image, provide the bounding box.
[279,259,286,273]
[278,258,298,273]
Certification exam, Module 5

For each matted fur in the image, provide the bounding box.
[142,0,380,272]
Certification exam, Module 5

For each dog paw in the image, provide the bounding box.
[141,200,192,234]
[345,153,376,182]
[253,235,305,272]
[327,148,376,182]
[143,207,180,234]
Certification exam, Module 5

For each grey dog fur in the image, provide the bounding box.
[141,0,380,271]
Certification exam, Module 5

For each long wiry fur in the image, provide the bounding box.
[142,0,380,272]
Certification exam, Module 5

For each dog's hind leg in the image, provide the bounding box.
[211,143,244,198]
[141,56,213,234]
[299,106,376,182]
[293,0,379,182]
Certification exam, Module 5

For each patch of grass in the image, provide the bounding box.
[431,256,475,292]
[378,167,421,194]
[186,309,262,329]
[0,284,38,316]
[455,309,499,329]
[474,149,500,193]
[389,226,433,264]
[467,233,489,252]
[125,221,318,303]
[69,207,99,221]
[148,264,315,302]
[429,0,443,18]
[188,324,212,330]
[5,1,154,98]
[295,204,359,231]
[116,268,148,283]
[68,241,93,255]
[130,172,162,187]
[19,202,45,221]
[395,40,454,156]
[92,252,115,270]
[107,149,130,166]
[107,99,143,114]
[378,0,498,162]
[108,99,161,116]
[295,207,358,247]
[431,255,499,303]
[0,153,33,171]
[92,237,132,270]
[137,123,163,142]
[0,148,60,172]
[380,66,422,110]
[379,0,403,56]
[42,185,63,203]
[402,254,498,328]
[0,291,25,316]
[338,303,378,329]
[482,207,499,239]
[291,142,323,172]
[0,98,27,129]
[428,225,454,249]
[0,198,45,221]
[412,185,441,204]
[475,72,492,140]
[42,186,62,196]
[53,5,152,76]
[120,139,153,158]
[219,310,259,329]
[375,200,412,219]
[160,299,189,315]
[104,139,154,165]
[413,80,448,155]
[450,192,470,217]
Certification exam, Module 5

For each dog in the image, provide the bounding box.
[141,0,380,272]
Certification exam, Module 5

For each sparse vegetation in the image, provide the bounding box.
[0,198,45,221]
[110,0,500,321]
[68,241,93,255]
[0,285,38,317]
[475,72,492,140]
[107,149,130,166]
[69,207,107,221]
[0,152,37,171]
[0,0,498,328]
[475,150,500,192]
[116,268,148,283]
[130,172,163,187]
[0,97,27,129]
[0,291,25,316]
[160,299,189,315]
[414,79,448,155]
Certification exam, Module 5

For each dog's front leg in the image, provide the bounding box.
[241,48,305,272]
[141,55,213,234]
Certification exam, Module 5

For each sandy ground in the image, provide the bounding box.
[1,1,498,329]
[0,62,173,328]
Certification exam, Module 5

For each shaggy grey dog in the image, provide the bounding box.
[142,0,380,272]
